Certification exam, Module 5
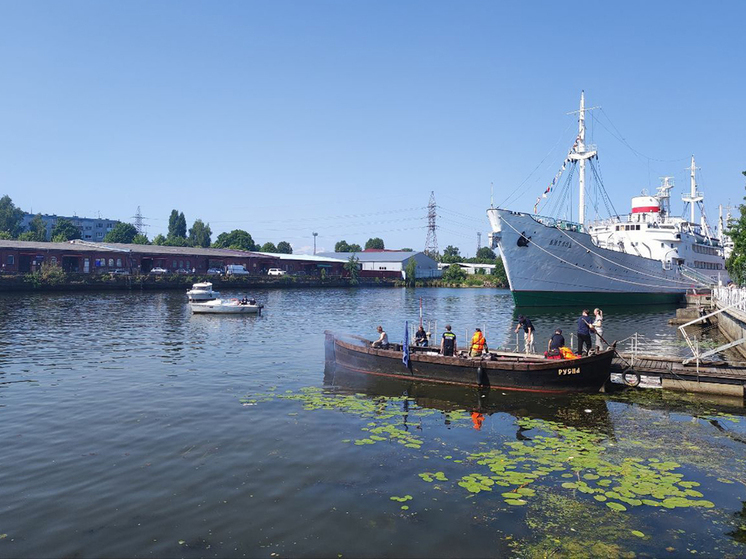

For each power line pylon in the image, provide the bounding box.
[477,232,481,254]
[424,191,438,257]
[133,206,144,235]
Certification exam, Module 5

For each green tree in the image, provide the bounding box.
[0,231,12,240]
[277,241,292,254]
[344,255,360,284]
[726,171,746,285]
[162,236,189,247]
[213,230,257,251]
[167,210,187,239]
[442,263,466,283]
[335,240,350,252]
[491,257,508,287]
[152,234,166,245]
[188,219,212,247]
[475,247,496,262]
[19,214,47,242]
[0,195,24,237]
[400,247,413,252]
[50,218,81,242]
[404,257,417,287]
[365,237,384,250]
[441,245,461,263]
[103,222,138,243]
[132,233,150,245]
[261,242,278,253]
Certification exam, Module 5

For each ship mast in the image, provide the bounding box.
[568,91,597,226]
[682,155,703,224]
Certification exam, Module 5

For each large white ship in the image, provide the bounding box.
[487,92,728,307]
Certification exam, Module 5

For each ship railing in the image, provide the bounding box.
[680,265,716,288]
[531,214,583,232]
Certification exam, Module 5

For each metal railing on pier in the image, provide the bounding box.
[713,285,746,313]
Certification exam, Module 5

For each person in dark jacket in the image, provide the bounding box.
[441,324,457,356]
[576,310,593,355]
[547,328,565,356]
[414,325,428,347]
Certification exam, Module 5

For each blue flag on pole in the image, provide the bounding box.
[403,320,410,367]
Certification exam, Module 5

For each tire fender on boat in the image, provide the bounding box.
[476,365,487,387]
[622,369,641,387]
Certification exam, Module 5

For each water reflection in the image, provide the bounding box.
[323,369,614,437]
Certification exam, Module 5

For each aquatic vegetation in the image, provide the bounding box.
[241,385,741,539]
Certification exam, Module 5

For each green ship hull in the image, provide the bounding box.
[512,290,685,307]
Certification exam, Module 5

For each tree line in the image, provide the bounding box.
[0,197,292,253]
[725,171,746,285]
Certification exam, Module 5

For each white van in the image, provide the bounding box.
[225,265,249,276]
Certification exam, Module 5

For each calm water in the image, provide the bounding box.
[0,287,745,558]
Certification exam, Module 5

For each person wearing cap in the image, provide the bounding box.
[469,328,487,357]
[547,328,565,357]
[440,324,457,356]
[514,315,536,354]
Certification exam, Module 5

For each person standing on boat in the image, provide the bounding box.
[372,326,389,349]
[469,328,487,357]
[592,308,604,350]
[440,324,457,356]
[576,310,593,356]
[414,325,428,347]
[514,315,535,354]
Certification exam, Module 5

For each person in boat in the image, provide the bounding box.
[440,324,457,356]
[372,326,389,349]
[577,309,593,356]
[469,328,487,357]
[592,308,604,350]
[240,296,248,305]
[514,315,535,354]
[249,297,256,305]
[545,328,565,357]
[414,325,428,347]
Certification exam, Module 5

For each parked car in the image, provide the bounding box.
[267,268,287,276]
[149,267,168,275]
[225,265,249,276]
[207,268,223,275]
[175,268,190,274]
[110,269,129,276]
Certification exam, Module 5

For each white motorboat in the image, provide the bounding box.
[186,282,220,302]
[189,298,263,314]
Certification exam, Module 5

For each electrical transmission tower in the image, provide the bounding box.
[476,232,481,254]
[424,191,439,257]
[133,206,144,235]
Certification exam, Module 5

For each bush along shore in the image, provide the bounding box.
[0,269,398,293]
[0,263,508,293]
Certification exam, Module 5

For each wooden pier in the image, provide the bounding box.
[610,353,746,399]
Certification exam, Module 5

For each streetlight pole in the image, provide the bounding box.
[313,232,318,255]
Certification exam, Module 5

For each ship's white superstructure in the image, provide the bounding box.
[487,92,729,307]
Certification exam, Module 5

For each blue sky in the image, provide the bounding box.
[0,1,744,255]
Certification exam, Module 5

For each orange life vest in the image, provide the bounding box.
[471,332,485,353]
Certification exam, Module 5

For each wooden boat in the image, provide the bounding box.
[324,331,613,394]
